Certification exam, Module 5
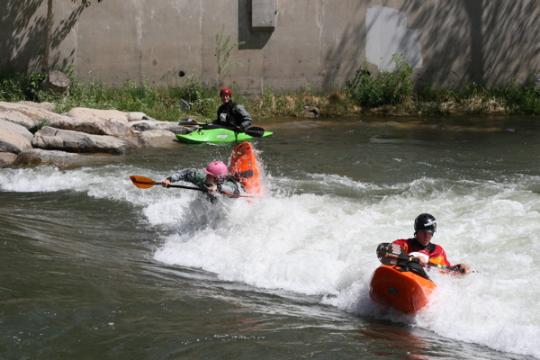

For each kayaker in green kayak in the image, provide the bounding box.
[161,160,241,199]
[210,87,253,131]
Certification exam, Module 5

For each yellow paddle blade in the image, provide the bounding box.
[130,175,158,189]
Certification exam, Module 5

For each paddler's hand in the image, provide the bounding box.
[161,179,171,188]
[204,183,218,193]
[409,252,429,266]
[451,263,471,274]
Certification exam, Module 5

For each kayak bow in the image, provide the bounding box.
[369,264,436,314]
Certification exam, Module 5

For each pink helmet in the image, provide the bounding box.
[204,161,228,177]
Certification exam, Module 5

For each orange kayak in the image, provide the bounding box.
[229,141,263,196]
[369,265,436,314]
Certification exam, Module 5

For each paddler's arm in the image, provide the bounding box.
[436,248,471,274]
[233,104,252,130]
[428,260,471,274]
[161,169,205,188]
[218,180,241,198]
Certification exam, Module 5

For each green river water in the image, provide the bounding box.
[1,116,539,359]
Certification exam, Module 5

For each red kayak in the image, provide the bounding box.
[228,141,263,196]
[369,264,436,314]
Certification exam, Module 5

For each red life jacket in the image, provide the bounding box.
[392,238,452,267]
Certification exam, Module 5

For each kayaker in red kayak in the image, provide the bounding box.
[392,213,470,274]
[161,160,242,199]
[211,87,253,131]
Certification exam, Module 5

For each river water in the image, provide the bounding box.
[1,116,539,359]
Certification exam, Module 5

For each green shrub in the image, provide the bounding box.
[494,81,540,114]
[0,72,47,101]
[347,54,414,108]
[1,69,538,118]
[0,76,25,101]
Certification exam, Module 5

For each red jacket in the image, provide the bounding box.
[392,238,452,267]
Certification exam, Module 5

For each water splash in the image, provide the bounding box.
[1,165,539,358]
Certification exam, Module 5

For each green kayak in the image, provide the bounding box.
[176,127,273,144]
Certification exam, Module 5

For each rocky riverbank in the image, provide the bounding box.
[0,101,191,168]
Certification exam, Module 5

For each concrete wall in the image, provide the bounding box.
[1,0,539,93]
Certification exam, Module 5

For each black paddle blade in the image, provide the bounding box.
[375,242,431,279]
[376,242,410,265]
[244,126,265,138]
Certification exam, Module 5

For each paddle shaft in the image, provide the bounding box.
[166,182,254,198]
[130,175,254,198]
[163,183,205,191]
[381,251,465,273]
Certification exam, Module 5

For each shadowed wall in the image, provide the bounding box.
[1,0,538,92]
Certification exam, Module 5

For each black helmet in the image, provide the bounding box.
[414,213,437,233]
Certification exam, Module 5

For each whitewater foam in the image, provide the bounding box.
[153,172,540,358]
[2,165,539,358]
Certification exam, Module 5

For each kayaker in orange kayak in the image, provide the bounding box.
[392,213,470,274]
[161,160,242,199]
[211,87,253,131]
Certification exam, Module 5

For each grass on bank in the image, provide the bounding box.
[0,67,539,121]
[345,56,540,116]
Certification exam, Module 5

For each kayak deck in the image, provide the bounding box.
[369,265,436,314]
[176,127,273,144]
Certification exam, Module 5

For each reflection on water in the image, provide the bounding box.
[360,323,430,360]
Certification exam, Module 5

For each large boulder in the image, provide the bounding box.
[18,101,55,112]
[129,119,189,134]
[0,119,33,153]
[13,149,82,168]
[0,109,40,130]
[32,126,133,154]
[138,129,177,148]
[64,107,133,137]
[0,101,72,129]
[0,152,17,167]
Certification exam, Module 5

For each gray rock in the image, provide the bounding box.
[0,119,33,141]
[0,101,72,128]
[32,126,133,154]
[139,130,177,148]
[0,119,33,153]
[0,109,40,130]
[62,107,134,137]
[303,106,321,118]
[13,149,82,168]
[42,70,70,95]
[18,101,56,112]
[127,112,151,122]
[130,119,189,134]
[0,152,17,167]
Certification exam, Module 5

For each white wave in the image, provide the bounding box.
[2,165,539,358]
[0,165,195,209]
[155,173,540,359]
